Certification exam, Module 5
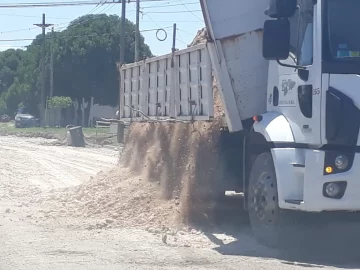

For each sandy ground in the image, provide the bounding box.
[0,136,360,269]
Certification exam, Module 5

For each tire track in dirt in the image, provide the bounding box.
[2,145,113,184]
[0,136,118,196]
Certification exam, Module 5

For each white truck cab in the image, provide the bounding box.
[238,0,360,246]
[258,0,360,213]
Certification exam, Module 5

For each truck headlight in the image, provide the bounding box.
[325,182,341,198]
[323,181,347,199]
[335,155,349,170]
[324,151,354,175]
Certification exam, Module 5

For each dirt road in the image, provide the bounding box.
[0,136,359,270]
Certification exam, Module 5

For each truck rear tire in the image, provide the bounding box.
[247,152,295,248]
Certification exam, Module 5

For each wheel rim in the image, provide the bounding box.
[249,172,278,225]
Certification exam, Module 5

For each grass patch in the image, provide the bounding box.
[0,122,116,146]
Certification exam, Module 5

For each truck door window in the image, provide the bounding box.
[298,0,314,66]
[327,0,360,59]
[289,8,299,62]
[289,0,314,66]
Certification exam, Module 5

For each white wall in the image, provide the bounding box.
[88,104,117,127]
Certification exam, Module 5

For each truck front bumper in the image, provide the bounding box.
[274,148,360,212]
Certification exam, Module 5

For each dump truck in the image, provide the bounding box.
[119,0,360,247]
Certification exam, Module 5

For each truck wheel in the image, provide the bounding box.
[247,152,294,248]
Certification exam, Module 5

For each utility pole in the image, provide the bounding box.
[50,27,54,98]
[135,0,140,62]
[120,0,126,66]
[171,23,177,67]
[118,0,126,120]
[34,14,53,127]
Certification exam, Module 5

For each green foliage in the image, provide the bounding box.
[47,96,72,109]
[0,99,7,114]
[0,14,153,116]
[2,79,32,114]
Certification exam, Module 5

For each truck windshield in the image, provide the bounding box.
[327,0,360,59]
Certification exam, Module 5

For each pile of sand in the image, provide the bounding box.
[188,28,207,47]
[35,167,181,230]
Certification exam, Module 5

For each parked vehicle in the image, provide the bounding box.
[0,114,10,123]
[15,113,39,128]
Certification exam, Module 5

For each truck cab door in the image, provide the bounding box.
[268,0,322,145]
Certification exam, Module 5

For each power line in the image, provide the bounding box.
[143,13,187,46]
[0,27,38,34]
[177,27,195,36]
[0,26,175,43]
[98,2,116,14]
[0,1,202,49]
[0,0,202,34]
[54,3,118,32]
[85,0,106,15]
[0,18,203,35]
[143,10,202,14]
[178,0,203,21]
[0,0,165,8]
[0,1,199,13]
[141,1,199,9]
[0,13,68,19]
[41,4,201,32]
[138,20,203,23]
[140,26,172,33]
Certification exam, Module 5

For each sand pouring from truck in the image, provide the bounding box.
[118,0,360,247]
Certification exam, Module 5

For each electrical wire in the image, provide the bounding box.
[139,26,171,33]
[0,1,202,35]
[0,25,174,42]
[86,0,106,15]
[176,27,195,36]
[0,0,166,8]
[142,10,201,14]
[178,0,203,22]
[0,0,201,50]
[0,0,115,34]
[141,1,199,9]
[0,27,38,34]
[97,2,116,14]
[143,13,187,46]
[54,0,117,32]
[0,13,68,19]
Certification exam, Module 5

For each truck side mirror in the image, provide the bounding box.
[262,19,290,60]
[265,0,297,18]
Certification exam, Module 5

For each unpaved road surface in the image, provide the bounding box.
[0,136,360,269]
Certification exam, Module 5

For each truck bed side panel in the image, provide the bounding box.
[201,0,270,131]
[119,44,213,122]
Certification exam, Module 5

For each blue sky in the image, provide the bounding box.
[0,0,205,56]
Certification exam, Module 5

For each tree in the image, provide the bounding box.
[47,96,72,109]
[0,49,25,96]
[0,98,7,114]
[2,78,32,114]
[0,14,152,116]
[51,14,152,106]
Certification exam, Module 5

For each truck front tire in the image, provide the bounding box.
[247,152,295,248]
